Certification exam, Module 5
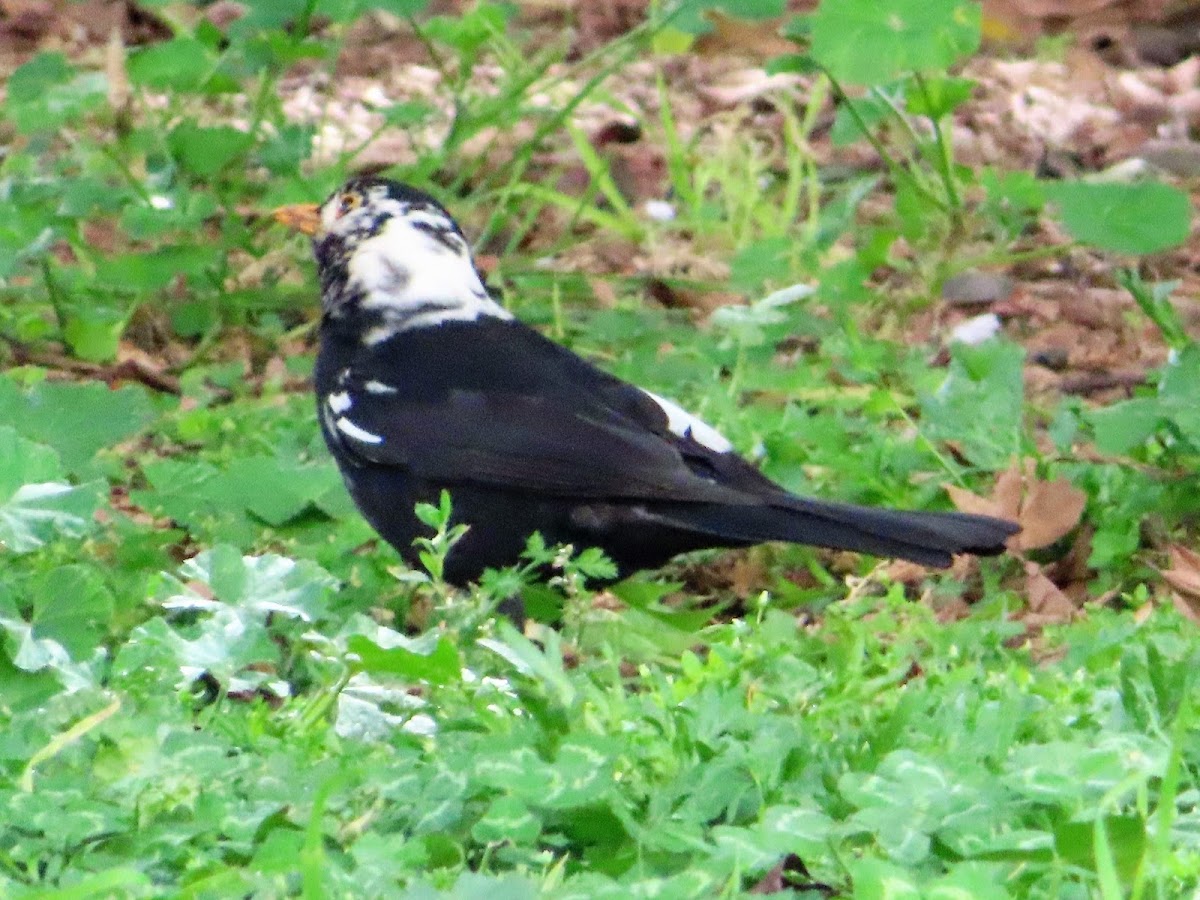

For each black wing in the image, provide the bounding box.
[326,384,773,506]
[320,320,777,506]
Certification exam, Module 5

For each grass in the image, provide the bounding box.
[1,0,1199,896]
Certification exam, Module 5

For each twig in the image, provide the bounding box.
[5,339,183,395]
[1058,371,1147,395]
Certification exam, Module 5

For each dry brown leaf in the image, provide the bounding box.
[983,0,1170,40]
[994,465,1026,519]
[1025,561,1079,623]
[104,27,129,111]
[882,560,931,585]
[1163,544,1200,624]
[944,483,1008,519]
[1015,474,1088,550]
[934,596,973,623]
[695,11,796,58]
[1170,591,1200,624]
[946,459,1086,553]
[1162,544,1200,595]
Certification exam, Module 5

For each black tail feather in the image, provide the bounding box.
[648,498,1019,568]
[781,497,1019,567]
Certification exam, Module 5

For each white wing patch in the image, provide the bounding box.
[335,417,383,445]
[327,391,352,414]
[364,380,398,394]
[643,390,733,453]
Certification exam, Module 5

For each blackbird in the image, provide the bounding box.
[275,176,1018,585]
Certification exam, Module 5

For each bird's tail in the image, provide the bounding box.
[651,497,1019,568]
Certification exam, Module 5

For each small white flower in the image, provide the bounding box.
[642,199,676,222]
[950,313,1002,346]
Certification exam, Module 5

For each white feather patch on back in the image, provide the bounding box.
[327,391,352,413]
[642,390,733,453]
[335,417,383,445]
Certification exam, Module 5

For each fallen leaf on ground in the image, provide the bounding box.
[696,11,797,58]
[1162,543,1200,624]
[1024,561,1079,624]
[882,559,932,585]
[946,459,1087,551]
[1016,471,1089,550]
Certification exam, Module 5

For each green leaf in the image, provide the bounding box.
[980,168,1045,238]
[760,805,834,854]
[906,75,975,118]
[424,3,515,55]
[32,566,115,660]
[0,628,100,723]
[810,0,981,85]
[0,199,58,279]
[479,621,576,706]
[0,428,102,553]
[7,51,73,104]
[0,378,159,476]
[1157,343,1200,448]
[127,38,215,91]
[364,0,430,14]
[257,123,316,175]
[473,746,559,809]
[728,236,794,293]
[831,88,899,147]
[119,190,220,240]
[381,100,436,127]
[62,306,127,363]
[1091,345,1200,455]
[122,608,280,687]
[229,0,320,31]
[157,546,337,621]
[844,858,921,899]
[920,340,1025,469]
[1120,271,1190,350]
[1087,398,1164,455]
[209,456,343,527]
[472,796,541,845]
[168,124,256,178]
[541,739,619,809]
[5,52,106,133]
[764,53,820,76]
[1043,181,1192,254]
[59,176,131,218]
[610,580,715,633]
[651,25,696,54]
[93,245,217,291]
[346,628,461,684]
[925,864,1011,900]
[1053,815,1146,884]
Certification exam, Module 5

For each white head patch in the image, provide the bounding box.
[319,186,511,340]
[353,213,510,338]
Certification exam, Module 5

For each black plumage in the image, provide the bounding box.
[277,176,1018,586]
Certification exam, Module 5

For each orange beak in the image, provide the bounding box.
[272,202,321,236]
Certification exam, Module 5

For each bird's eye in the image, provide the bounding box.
[336,193,361,217]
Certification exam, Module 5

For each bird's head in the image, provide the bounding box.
[274,176,507,339]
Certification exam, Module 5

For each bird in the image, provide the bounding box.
[274,175,1019,587]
